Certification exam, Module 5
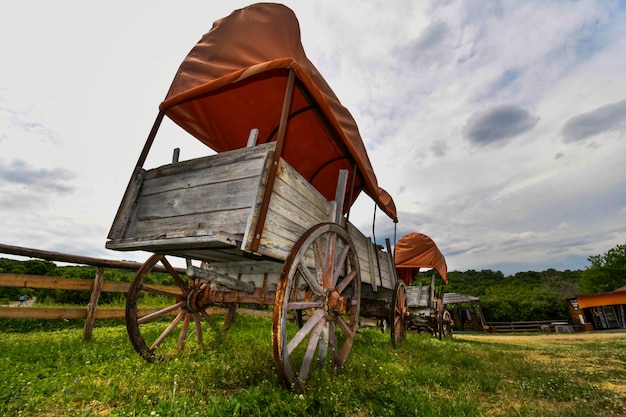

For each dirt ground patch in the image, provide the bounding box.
[455,330,626,343]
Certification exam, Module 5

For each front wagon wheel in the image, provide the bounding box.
[272,223,361,391]
[125,254,235,361]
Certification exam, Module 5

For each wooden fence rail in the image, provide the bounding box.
[0,243,187,341]
[3,243,579,339]
[486,320,576,333]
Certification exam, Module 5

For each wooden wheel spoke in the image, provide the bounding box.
[335,314,354,338]
[334,270,357,294]
[297,258,324,297]
[395,303,403,314]
[298,318,326,381]
[177,314,192,352]
[200,309,218,330]
[323,233,337,288]
[312,239,324,286]
[159,256,187,293]
[287,309,325,355]
[336,335,355,367]
[149,311,184,351]
[193,312,203,346]
[223,305,236,331]
[317,322,330,364]
[137,301,185,325]
[332,245,350,287]
[140,284,183,297]
[334,316,357,366]
[328,322,340,363]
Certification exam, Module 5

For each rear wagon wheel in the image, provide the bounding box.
[126,254,234,361]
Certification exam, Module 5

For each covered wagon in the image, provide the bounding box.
[395,232,453,338]
[106,3,405,390]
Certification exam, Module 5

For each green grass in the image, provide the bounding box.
[1,316,625,416]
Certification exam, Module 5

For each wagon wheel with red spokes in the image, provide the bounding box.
[390,280,407,348]
[125,254,235,361]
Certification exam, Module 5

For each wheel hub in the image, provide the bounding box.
[186,282,212,313]
[326,290,351,317]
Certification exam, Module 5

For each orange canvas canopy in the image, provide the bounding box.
[395,232,448,284]
[159,3,397,222]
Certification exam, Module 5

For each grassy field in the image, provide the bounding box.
[1,315,625,417]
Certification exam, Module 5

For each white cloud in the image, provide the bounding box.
[1,0,625,276]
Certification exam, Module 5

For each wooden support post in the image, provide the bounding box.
[332,169,348,224]
[246,128,259,147]
[136,110,165,168]
[84,266,105,341]
[385,238,397,286]
[250,70,296,252]
[366,237,377,292]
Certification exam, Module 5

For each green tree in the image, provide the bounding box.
[580,243,626,294]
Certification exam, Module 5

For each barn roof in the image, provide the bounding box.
[443,292,480,304]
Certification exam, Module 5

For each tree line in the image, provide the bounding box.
[1,242,625,323]
[410,242,626,323]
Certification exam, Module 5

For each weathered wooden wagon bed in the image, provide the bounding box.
[107,141,397,308]
[106,3,404,390]
[107,142,395,288]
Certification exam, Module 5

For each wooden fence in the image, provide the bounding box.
[0,243,189,341]
[486,320,577,333]
[3,243,581,339]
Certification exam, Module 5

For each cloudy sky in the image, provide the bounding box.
[1,1,625,275]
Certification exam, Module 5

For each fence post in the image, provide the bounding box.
[84,267,105,341]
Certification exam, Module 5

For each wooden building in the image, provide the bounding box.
[564,285,626,331]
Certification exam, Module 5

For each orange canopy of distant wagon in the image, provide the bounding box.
[159,3,397,222]
[395,232,448,284]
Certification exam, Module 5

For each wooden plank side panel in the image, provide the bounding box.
[107,235,240,256]
[346,223,373,286]
[126,178,256,239]
[345,223,394,290]
[108,144,275,253]
[130,177,258,229]
[246,158,331,260]
[254,160,331,261]
[123,208,250,241]
[257,198,324,260]
[141,156,267,197]
[142,142,275,183]
[274,159,330,215]
[377,249,395,290]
